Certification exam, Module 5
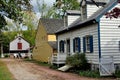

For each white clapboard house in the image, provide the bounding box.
[9,34,30,58]
[52,0,120,70]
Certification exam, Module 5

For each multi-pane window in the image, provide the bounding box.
[83,35,93,53]
[73,37,81,53]
[86,36,90,52]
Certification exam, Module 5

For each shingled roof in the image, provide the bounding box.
[40,18,64,34]
[48,41,57,49]
[56,0,118,34]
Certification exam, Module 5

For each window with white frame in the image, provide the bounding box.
[83,35,93,53]
[73,37,81,53]
[59,40,64,53]
[86,36,90,52]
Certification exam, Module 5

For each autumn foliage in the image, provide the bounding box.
[105,0,120,18]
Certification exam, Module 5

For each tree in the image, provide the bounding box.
[55,0,80,10]
[22,11,38,46]
[36,0,49,18]
[41,0,80,19]
[105,0,120,19]
[4,11,38,46]
[54,0,80,18]
[105,7,120,19]
[0,0,32,29]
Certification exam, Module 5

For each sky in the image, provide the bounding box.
[4,0,56,31]
[30,0,55,18]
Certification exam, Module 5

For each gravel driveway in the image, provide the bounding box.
[1,59,118,80]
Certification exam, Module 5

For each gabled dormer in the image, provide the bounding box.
[66,10,81,26]
[80,0,110,20]
[87,0,110,18]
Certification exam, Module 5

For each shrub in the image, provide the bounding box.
[115,70,120,78]
[4,54,9,58]
[66,53,90,70]
[49,64,59,69]
[79,70,100,78]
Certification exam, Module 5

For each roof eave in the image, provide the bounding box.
[56,19,97,34]
[95,0,118,22]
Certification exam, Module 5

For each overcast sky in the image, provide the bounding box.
[31,0,55,18]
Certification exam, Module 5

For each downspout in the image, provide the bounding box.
[97,20,101,60]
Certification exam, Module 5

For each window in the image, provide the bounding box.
[18,37,21,40]
[18,43,22,50]
[86,36,90,52]
[83,35,93,53]
[59,40,64,53]
[73,37,81,53]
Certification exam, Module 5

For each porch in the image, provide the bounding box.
[51,53,67,65]
[51,53,120,68]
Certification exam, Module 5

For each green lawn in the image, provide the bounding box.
[0,59,15,80]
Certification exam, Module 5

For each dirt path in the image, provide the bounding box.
[1,59,118,80]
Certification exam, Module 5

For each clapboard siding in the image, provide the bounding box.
[86,54,99,63]
[87,5,102,18]
[68,15,80,26]
[57,24,99,63]
[100,3,120,63]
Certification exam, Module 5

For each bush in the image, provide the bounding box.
[66,53,90,70]
[49,64,59,69]
[115,70,120,78]
[4,54,9,58]
[79,70,100,78]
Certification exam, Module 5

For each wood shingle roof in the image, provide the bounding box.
[40,18,64,34]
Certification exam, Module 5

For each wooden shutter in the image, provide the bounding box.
[18,43,22,49]
[89,36,93,53]
[78,38,81,52]
[83,37,86,53]
[62,41,64,53]
[73,39,75,52]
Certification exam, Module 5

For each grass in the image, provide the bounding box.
[0,60,15,80]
